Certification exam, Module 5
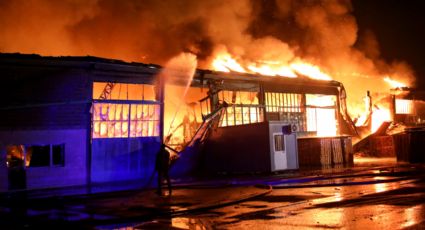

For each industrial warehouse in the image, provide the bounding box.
[1,53,420,192]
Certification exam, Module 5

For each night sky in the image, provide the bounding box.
[354,0,425,89]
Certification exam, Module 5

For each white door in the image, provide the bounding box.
[272,133,287,170]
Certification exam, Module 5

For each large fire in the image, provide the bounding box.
[0,0,416,142]
[210,51,409,137]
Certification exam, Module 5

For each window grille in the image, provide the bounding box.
[92,102,160,138]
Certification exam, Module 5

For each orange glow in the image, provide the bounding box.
[209,54,414,139]
[371,108,391,133]
[402,206,424,228]
[373,177,389,193]
[212,53,245,73]
[290,62,332,80]
[316,109,337,136]
[247,64,297,78]
[210,51,331,80]
[219,90,263,127]
[395,99,413,114]
[384,77,407,88]
[164,85,207,148]
[306,94,337,136]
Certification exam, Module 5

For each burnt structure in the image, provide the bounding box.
[353,87,425,162]
[0,53,353,192]
[390,88,425,163]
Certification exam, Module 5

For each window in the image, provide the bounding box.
[219,90,259,105]
[92,82,160,139]
[218,90,264,127]
[306,94,337,136]
[274,134,285,152]
[93,82,156,101]
[265,92,306,131]
[265,92,302,113]
[395,99,413,114]
[6,144,65,168]
[27,145,50,167]
[92,102,160,138]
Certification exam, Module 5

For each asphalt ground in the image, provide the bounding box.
[0,157,423,229]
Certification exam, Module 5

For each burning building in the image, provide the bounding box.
[390,88,425,163]
[1,53,354,192]
[352,84,425,164]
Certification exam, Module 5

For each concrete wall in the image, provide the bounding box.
[0,129,87,191]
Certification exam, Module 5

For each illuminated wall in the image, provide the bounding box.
[91,82,161,183]
[0,129,87,190]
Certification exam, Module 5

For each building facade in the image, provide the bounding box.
[0,54,353,192]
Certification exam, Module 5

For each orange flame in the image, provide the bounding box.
[306,94,337,136]
[371,107,391,133]
[210,51,331,80]
[247,64,297,78]
[384,77,407,88]
[290,62,332,80]
[210,51,402,137]
[212,53,245,73]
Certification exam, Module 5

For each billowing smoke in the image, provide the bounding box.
[0,0,416,115]
[0,0,250,64]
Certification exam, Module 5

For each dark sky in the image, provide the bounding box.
[353,0,425,89]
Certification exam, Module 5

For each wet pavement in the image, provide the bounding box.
[133,163,425,229]
[0,185,271,229]
[178,178,425,229]
[1,158,425,229]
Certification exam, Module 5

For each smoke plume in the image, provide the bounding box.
[0,0,416,114]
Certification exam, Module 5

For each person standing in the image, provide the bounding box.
[155,144,172,196]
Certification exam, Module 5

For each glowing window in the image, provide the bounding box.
[218,90,259,105]
[218,90,263,127]
[6,144,65,168]
[265,93,302,113]
[264,92,306,131]
[92,102,160,138]
[306,94,337,136]
[93,82,156,100]
[395,99,413,114]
